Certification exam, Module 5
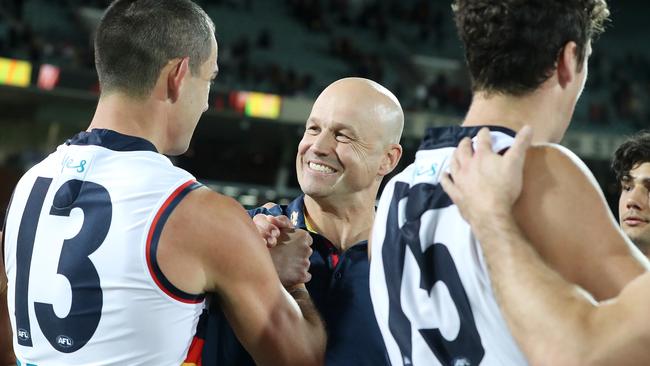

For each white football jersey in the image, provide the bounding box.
[370,126,529,366]
[3,129,205,366]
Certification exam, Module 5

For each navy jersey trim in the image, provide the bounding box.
[146,180,205,304]
[420,125,516,150]
[247,195,307,229]
[184,309,209,364]
[66,129,158,153]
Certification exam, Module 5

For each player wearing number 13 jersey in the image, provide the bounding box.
[4,129,204,365]
[1,0,326,365]
[370,126,527,366]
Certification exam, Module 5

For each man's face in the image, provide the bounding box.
[169,34,219,155]
[618,161,650,254]
[296,91,387,200]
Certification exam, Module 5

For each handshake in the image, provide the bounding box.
[253,213,313,288]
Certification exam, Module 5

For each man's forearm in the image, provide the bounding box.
[473,212,596,365]
[288,286,326,345]
[289,287,319,317]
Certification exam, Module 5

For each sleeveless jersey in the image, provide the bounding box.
[370,126,529,366]
[3,129,205,366]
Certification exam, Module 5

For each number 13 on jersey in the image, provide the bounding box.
[12,177,112,353]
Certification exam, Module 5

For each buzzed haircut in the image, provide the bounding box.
[612,131,650,186]
[94,0,215,98]
[452,0,609,96]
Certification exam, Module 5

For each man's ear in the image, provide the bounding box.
[378,143,403,177]
[557,41,579,89]
[167,57,190,102]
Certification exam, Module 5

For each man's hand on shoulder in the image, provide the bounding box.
[441,126,533,226]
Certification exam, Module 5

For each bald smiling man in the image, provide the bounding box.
[201,77,404,366]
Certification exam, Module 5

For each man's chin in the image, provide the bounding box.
[301,185,334,199]
[627,232,650,249]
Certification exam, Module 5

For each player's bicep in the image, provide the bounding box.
[514,145,648,300]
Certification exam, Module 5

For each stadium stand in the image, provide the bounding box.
[0,0,648,212]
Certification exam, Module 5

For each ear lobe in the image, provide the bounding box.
[167,57,190,102]
[557,42,578,89]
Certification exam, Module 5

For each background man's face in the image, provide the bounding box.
[619,162,650,254]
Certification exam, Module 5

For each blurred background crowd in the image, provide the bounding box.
[0,0,649,215]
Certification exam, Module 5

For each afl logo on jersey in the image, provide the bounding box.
[56,335,74,349]
[17,328,30,341]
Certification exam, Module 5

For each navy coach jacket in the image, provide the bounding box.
[201,195,390,366]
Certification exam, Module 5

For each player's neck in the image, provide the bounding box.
[303,193,375,251]
[88,93,170,152]
[462,90,567,144]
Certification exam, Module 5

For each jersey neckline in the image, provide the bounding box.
[420,125,516,150]
[66,128,158,153]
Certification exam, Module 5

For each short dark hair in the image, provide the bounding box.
[452,0,609,96]
[612,131,650,185]
[95,0,215,98]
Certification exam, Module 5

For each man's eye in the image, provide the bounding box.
[335,134,350,142]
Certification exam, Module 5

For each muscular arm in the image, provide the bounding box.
[514,145,648,300]
[158,189,325,366]
[443,128,650,364]
[470,211,650,365]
